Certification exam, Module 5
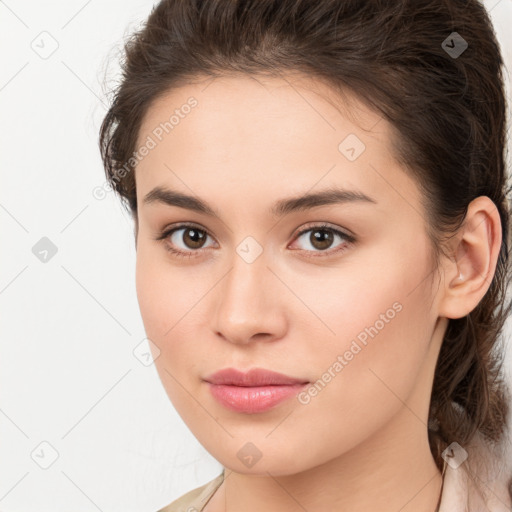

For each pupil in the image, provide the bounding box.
[186,228,205,248]
[312,229,333,249]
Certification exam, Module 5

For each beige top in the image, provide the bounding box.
[157,470,225,512]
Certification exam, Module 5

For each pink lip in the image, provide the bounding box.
[203,367,309,386]
[203,368,309,414]
[206,383,308,413]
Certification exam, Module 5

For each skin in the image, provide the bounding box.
[133,73,501,512]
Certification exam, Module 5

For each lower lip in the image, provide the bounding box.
[206,383,309,414]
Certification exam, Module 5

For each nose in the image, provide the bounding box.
[212,249,288,346]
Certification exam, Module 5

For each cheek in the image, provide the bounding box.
[135,250,168,337]
[135,246,190,362]
[135,251,200,409]
[294,246,434,427]
[135,246,210,373]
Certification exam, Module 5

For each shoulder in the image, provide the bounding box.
[156,471,224,512]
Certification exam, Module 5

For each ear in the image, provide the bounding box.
[438,196,502,320]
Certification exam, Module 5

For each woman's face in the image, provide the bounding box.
[134,73,447,475]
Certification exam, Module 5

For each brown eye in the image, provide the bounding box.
[156,223,216,258]
[308,229,334,250]
[179,227,208,249]
[290,223,355,257]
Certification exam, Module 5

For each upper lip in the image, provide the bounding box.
[204,367,309,386]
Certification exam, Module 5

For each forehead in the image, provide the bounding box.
[137,72,386,149]
[134,73,421,218]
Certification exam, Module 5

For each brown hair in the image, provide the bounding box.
[99,0,512,498]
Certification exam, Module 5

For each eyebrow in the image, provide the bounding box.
[142,185,377,218]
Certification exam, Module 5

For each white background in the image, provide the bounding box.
[1,1,511,510]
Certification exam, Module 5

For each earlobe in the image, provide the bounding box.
[439,196,502,320]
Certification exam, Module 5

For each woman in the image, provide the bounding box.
[99,0,512,510]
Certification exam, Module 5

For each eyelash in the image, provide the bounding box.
[154,222,356,260]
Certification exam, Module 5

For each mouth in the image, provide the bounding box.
[203,367,310,414]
